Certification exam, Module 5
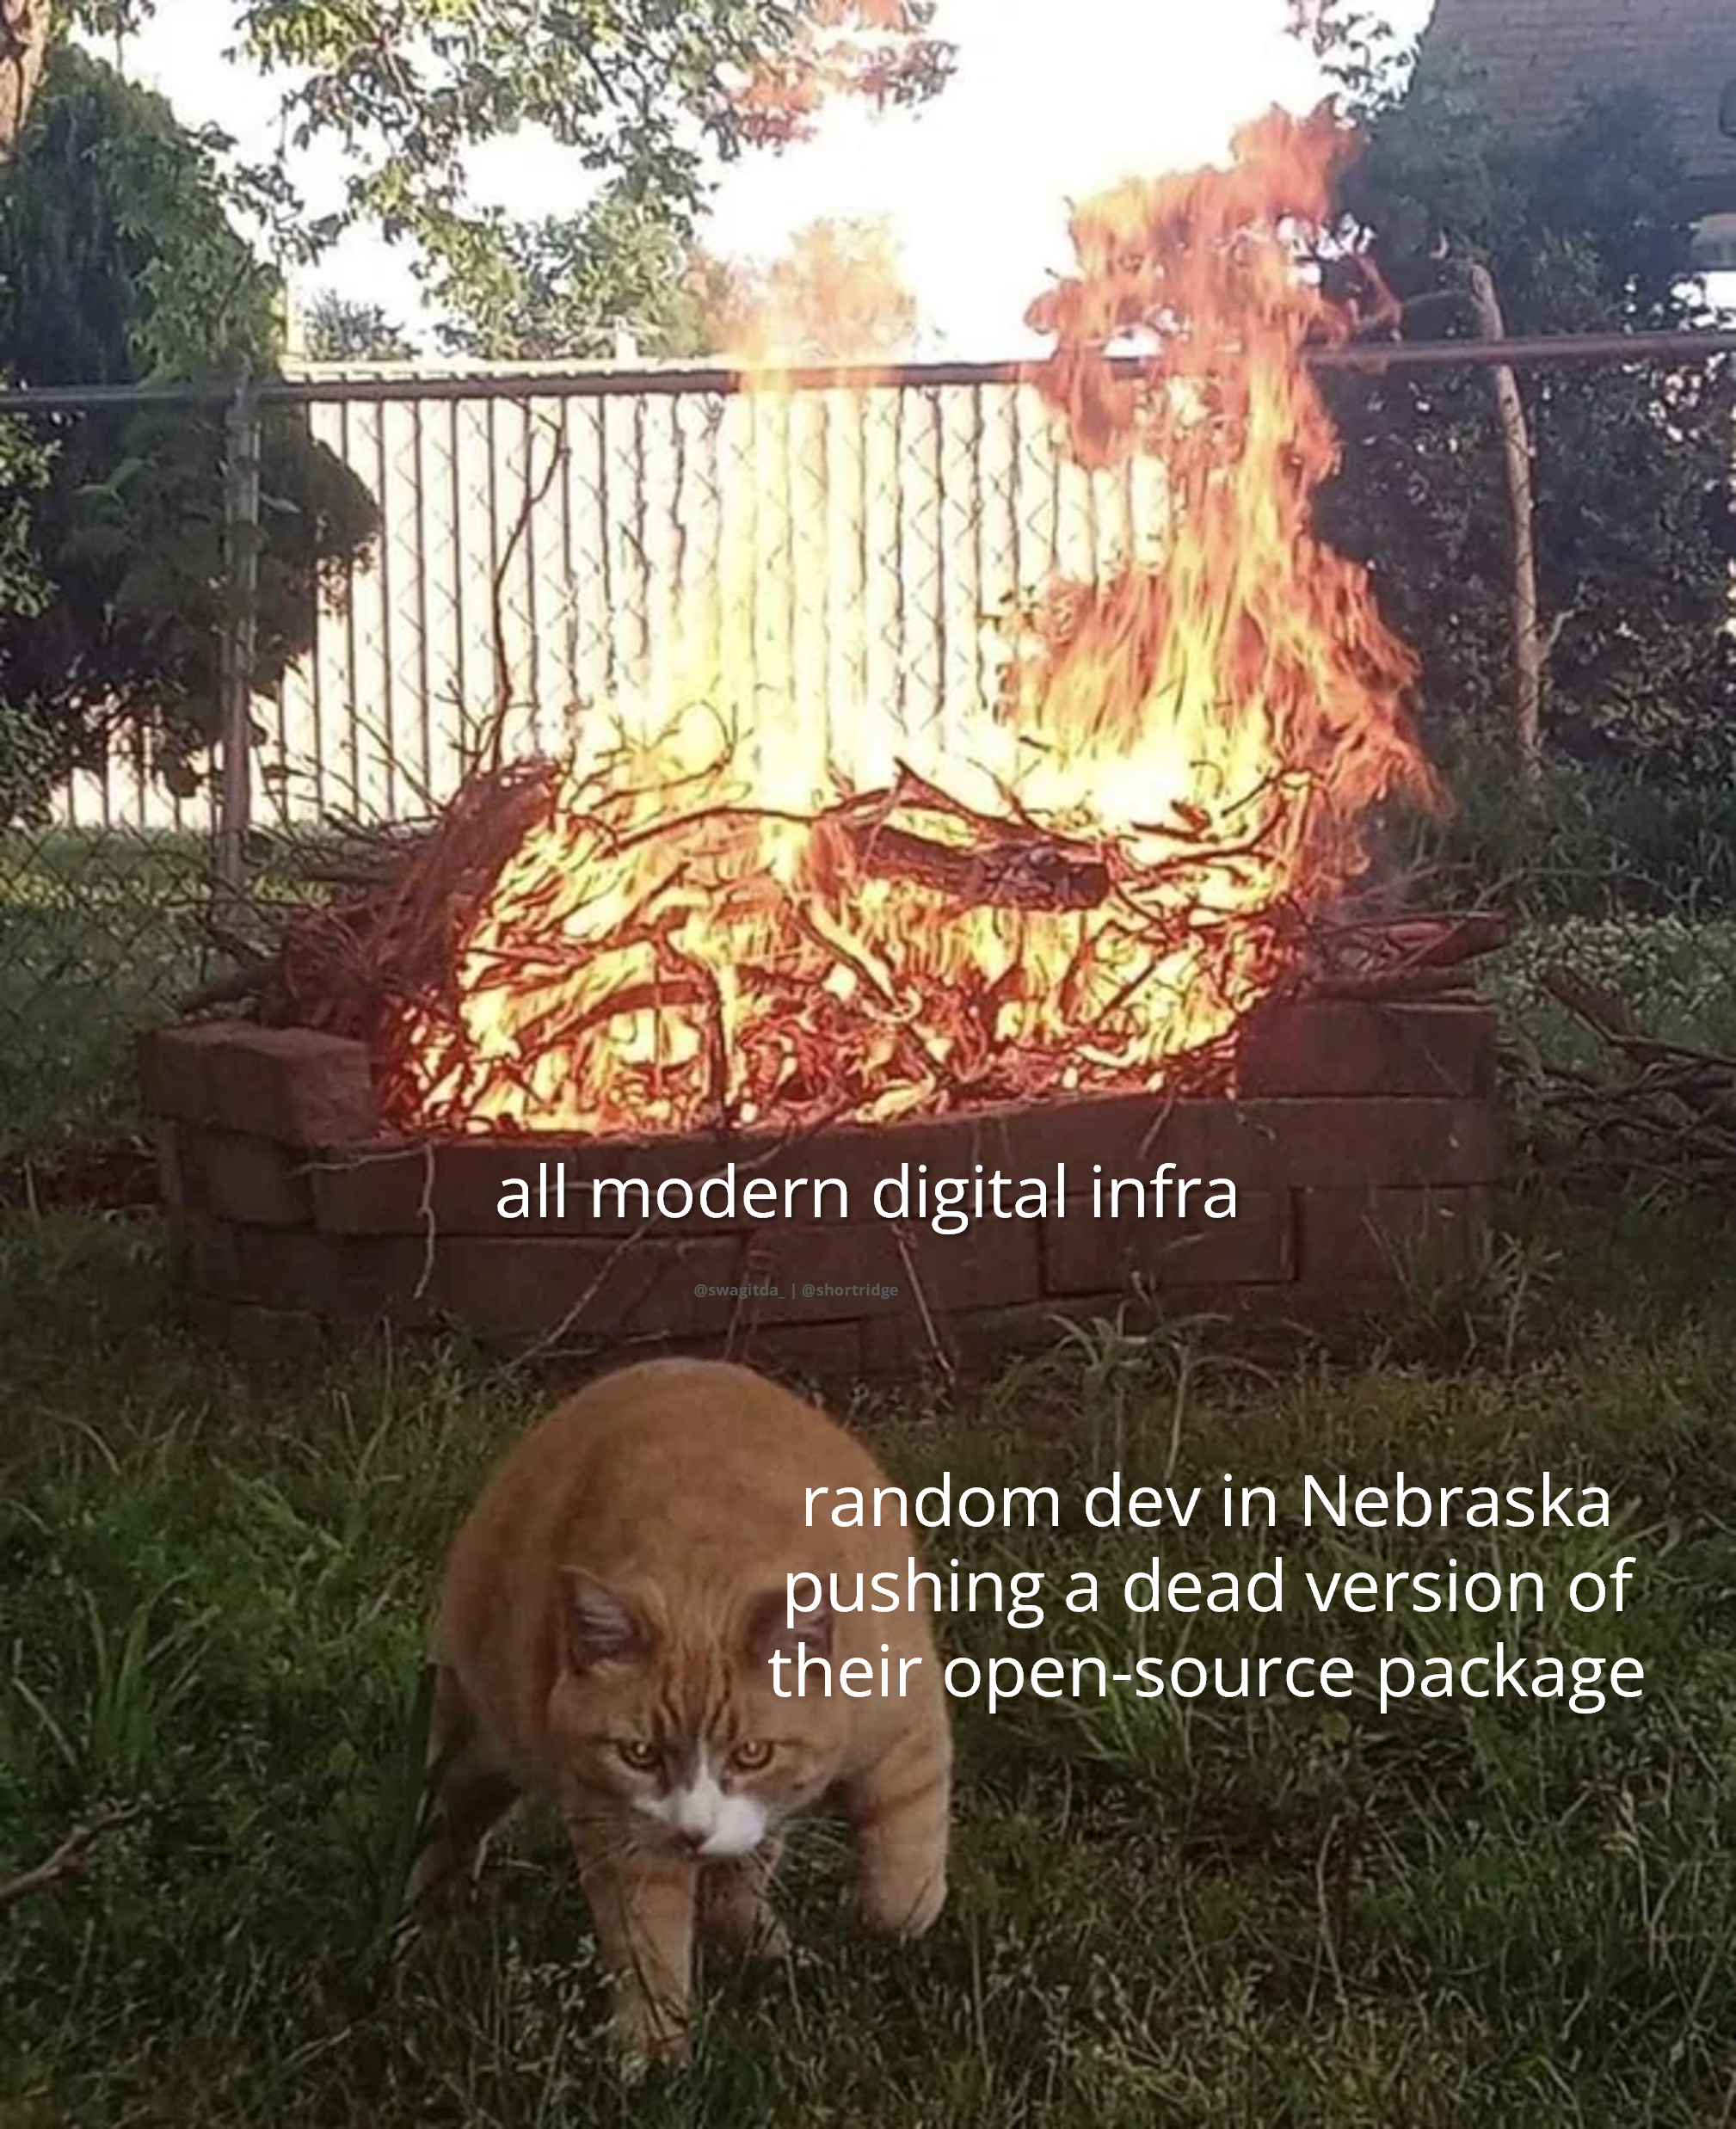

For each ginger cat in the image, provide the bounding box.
[405,1357,952,2058]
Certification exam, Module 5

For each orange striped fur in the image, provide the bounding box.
[408,1357,952,2058]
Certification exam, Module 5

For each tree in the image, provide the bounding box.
[0,415,51,823]
[50,0,949,359]
[1303,15,1736,790]
[221,0,951,356]
[434,191,726,361]
[0,46,379,822]
[0,0,49,818]
[700,215,917,360]
[299,289,416,363]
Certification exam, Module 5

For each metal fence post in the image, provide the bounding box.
[213,366,262,954]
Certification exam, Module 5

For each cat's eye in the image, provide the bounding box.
[730,1739,773,1770]
[615,1740,659,1770]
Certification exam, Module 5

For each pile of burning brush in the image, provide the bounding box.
[194,108,1476,1148]
[198,752,1515,1131]
[172,104,1726,1194]
[192,766,1736,1213]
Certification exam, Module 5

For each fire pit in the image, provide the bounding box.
[143,114,1509,1380]
[139,991,1502,1380]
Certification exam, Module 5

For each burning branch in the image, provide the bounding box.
[825,771,1113,914]
[839,819,1109,909]
[1294,908,1514,1000]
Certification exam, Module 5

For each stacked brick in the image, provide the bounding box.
[140,1000,1503,1381]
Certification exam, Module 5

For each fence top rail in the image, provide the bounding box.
[2,329,1734,410]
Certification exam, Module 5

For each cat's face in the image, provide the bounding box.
[551,1570,840,1860]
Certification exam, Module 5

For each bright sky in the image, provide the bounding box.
[111,0,1437,356]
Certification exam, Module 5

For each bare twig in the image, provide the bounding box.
[476,415,571,777]
[0,1803,145,1912]
[1522,961,1736,1197]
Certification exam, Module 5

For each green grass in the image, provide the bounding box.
[5,1200,1736,2126]
[1487,914,1736,1064]
[0,831,209,1154]
[0,828,358,1160]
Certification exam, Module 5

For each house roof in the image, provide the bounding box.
[1419,0,1736,213]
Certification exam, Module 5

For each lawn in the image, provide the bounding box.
[4,1196,1736,2127]
[0,830,210,1156]
[5,857,1736,2123]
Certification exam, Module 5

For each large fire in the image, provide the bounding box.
[385,107,1437,1140]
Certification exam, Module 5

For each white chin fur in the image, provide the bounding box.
[636,1756,768,1859]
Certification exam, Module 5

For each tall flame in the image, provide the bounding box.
[386,106,1437,1140]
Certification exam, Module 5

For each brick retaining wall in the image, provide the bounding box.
[139,999,1503,1381]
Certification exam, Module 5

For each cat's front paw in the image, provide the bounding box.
[613,1996,692,2067]
[399,1838,480,1924]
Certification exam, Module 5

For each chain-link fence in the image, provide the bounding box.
[3,340,1734,1156]
[49,367,1183,830]
[5,359,1194,1154]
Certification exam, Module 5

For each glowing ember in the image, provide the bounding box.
[385,106,1438,1140]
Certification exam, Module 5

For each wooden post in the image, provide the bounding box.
[1465,262,1545,782]
[214,367,262,954]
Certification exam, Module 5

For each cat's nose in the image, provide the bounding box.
[673,1826,709,1855]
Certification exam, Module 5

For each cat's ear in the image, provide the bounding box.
[744,1586,833,1669]
[560,1569,649,1671]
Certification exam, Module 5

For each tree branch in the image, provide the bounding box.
[0,1803,145,1912]
[0,0,49,161]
